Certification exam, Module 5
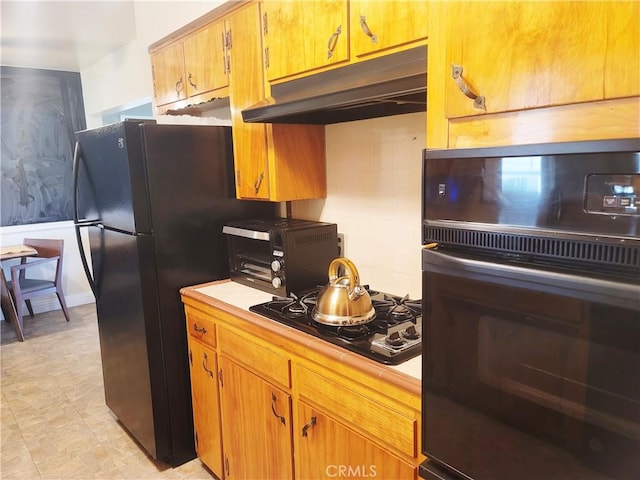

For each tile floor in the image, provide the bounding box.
[1,304,215,479]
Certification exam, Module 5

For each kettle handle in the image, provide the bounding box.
[328,257,360,291]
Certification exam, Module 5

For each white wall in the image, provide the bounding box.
[293,112,425,299]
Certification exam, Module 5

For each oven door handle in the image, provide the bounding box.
[422,248,639,310]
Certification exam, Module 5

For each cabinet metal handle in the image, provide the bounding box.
[271,393,286,425]
[359,15,377,44]
[254,171,264,195]
[327,25,342,59]
[263,12,268,35]
[451,64,486,110]
[202,352,214,378]
[301,416,317,436]
[192,323,207,336]
[175,76,184,97]
[187,72,197,89]
[221,32,229,75]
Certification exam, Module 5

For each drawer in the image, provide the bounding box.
[294,364,417,457]
[186,310,216,348]
[218,326,291,389]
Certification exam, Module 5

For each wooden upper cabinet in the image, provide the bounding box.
[150,19,229,109]
[263,0,348,82]
[183,20,229,97]
[227,2,327,201]
[444,1,640,119]
[148,1,329,202]
[350,0,429,58]
[227,2,271,200]
[263,0,429,82]
[151,42,186,106]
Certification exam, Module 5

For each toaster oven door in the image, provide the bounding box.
[226,235,280,294]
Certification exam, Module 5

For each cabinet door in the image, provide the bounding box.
[188,341,223,476]
[295,401,415,479]
[263,0,348,82]
[445,1,640,118]
[350,0,429,58]
[150,42,186,106]
[183,20,229,98]
[219,355,293,479]
[227,3,270,199]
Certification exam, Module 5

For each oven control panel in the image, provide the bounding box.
[585,173,640,216]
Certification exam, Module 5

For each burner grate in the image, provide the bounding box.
[249,287,423,365]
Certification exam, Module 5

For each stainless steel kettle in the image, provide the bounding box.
[311,257,375,326]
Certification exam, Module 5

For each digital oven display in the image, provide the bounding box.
[585,173,640,216]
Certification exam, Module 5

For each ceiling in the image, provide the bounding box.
[0,0,137,72]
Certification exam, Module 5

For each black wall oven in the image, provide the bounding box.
[420,138,640,480]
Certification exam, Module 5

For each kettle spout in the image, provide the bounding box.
[348,285,367,302]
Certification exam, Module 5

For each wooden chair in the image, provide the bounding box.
[8,238,71,329]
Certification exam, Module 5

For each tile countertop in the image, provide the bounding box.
[188,280,422,386]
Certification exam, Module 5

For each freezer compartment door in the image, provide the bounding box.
[75,121,153,233]
[89,227,170,461]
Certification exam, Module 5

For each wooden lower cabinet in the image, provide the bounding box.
[188,340,223,477]
[295,401,416,479]
[218,355,294,479]
[183,299,421,480]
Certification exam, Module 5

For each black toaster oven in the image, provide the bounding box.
[223,218,339,296]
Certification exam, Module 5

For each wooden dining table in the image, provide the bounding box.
[1,244,39,341]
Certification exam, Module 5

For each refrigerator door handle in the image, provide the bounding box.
[72,141,83,224]
[73,140,98,296]
[72,140,100,225]
[74,223,97,297]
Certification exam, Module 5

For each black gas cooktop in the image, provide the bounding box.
[249,287,422,365]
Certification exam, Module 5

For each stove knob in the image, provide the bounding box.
[271,260,282,272]
[385,331,405,346]
[403,325,420,340]
[272,277,282,289]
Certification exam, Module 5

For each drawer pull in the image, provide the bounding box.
[327,25,342,59]
[451,64,486,111]
[359,15,378,44]
[202,352,214,378]
[271,393,286,425]
[192,323,207,335]
[301,416,317,437]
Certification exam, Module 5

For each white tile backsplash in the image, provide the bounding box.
[292,112,425,299]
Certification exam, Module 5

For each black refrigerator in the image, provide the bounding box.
[72,120,275,466]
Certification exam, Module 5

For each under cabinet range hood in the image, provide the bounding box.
[242,46,427,125]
